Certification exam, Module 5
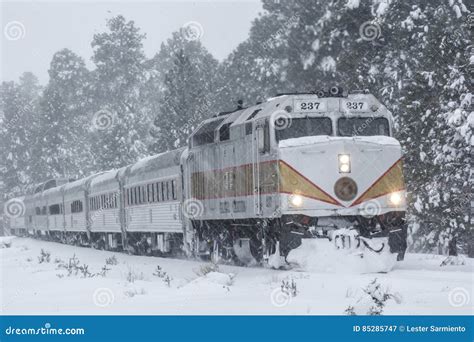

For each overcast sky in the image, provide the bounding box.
[1,0,262,84]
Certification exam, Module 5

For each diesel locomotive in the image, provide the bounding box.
[4,87,408,267]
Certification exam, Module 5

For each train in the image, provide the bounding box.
[3,87,408,267]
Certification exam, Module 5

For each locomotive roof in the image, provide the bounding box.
[194,93,391,135]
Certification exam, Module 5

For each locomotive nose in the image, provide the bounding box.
[279,136,404,210]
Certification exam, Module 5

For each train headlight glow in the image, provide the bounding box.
[388,192,403,206]
[338,154,351,173]
[289,194,303,207]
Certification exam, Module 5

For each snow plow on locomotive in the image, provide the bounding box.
[4,87,408,272]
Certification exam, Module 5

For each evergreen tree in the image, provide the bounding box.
[149,31,219,152]
[90,15,149,169]
[0,72,41,197]
[35,49,92,181]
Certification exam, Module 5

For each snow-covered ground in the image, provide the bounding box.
[0,236,472,315]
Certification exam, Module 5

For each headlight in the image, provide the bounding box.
[289,194,303,207]
[388,192,403,206]
[338,154,351,173]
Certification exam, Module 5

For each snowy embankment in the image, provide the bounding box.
[0,237,472,315]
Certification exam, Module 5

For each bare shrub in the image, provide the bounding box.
[281,278,298,297]
[125,267,145,283]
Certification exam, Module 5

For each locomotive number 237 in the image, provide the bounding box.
[299,102,321,110]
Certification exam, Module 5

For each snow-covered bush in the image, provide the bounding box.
[281,278,298,298]
[124,287,147,298]
[345,279,402,315]
[152,265,172,287]
[0,241,12,249]
[152,265,167,278]
[105,255,118,266]
[97,264,111,277]
[37,249,51,263]
[125,267,146,283]
[57,254,80,276]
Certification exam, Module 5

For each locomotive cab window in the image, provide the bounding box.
[219,123,232,141]
[192,118,224,147]
[275,117,332,142]
[338,117,390,137]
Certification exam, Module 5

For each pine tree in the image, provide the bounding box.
[35,49,92,181]
[0,73,41,197]
[90,15,149,169]
[149,31,218,152]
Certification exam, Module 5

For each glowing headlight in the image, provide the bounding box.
[338,154,351,173]
[289,194,303,207]
[388,192,403,206]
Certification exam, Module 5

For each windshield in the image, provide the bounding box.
[275,117,332,142]
[338,117,390,136]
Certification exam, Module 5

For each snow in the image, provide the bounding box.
[346,0,360,10]
[129,152,167,173]
[287,237,397,274]
[320,56,336,72]
[279,135,400,148]
[1,237,472,315]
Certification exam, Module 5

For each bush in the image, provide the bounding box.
[125,267,145,283]
[345,278,402,315]
[281,278,298,297]
[38,249,51,263]
[124,288,147,297]
[105,255,118,265]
